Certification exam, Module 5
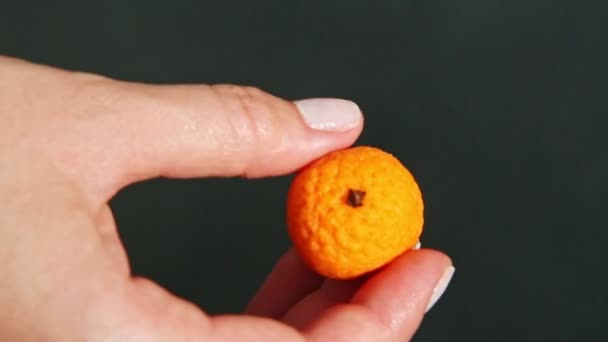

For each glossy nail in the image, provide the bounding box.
[294,98,362,131]
[425,266,455,313]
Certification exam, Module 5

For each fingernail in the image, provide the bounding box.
[413,241,421,250]
[425,266,455,313]
[294,98,362,131]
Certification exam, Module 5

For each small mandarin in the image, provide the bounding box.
[286,146,424,279]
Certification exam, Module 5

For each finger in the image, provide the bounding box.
[108,277,305,341]
[303,249,454,342]
[246,248,324,319]
[51,74,364,201]
[208,315,305,342]
[281,276,367,329]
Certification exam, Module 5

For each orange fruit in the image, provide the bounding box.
[286,146,424,280]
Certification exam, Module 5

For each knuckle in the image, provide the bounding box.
[208,84,287,176]
[211,84,282,142]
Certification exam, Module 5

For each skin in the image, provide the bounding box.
[0,55,452,341]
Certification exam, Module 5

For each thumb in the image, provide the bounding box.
[57,77,364,201]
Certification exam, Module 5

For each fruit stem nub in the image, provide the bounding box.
[347,189,366,207]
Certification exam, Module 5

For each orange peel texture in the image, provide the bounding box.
[286,146,424,280]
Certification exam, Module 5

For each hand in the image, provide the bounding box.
[0,55,454,341]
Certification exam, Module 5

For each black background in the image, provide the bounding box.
[1,1,606,341]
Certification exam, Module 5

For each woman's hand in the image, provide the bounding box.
[0,55,453,341]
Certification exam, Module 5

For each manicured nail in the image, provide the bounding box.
[425,266,455,313]
[294,98,362,131]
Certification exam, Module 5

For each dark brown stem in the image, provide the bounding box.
[347,189,366,207]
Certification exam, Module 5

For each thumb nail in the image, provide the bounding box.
[294,98,362,131]
[425,266,455,313]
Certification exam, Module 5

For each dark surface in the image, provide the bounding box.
[2,1,607,340]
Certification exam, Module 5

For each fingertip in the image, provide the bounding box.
[425,264,455,313]
[240,97,365,179]
[299,249,454,342]
[293,98,364,132]
[411,248,453,268]
[350,249,454,336]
